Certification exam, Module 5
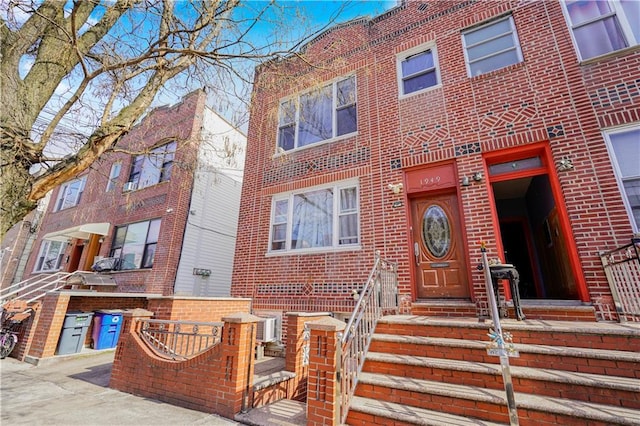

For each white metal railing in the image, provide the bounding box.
[600,238,640,322]
[338,251,398,424]
[0,271,78,305]
[136,318,224,360]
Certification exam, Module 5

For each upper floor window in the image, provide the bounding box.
[54,176,87,211]
[269,181,359,253]
[562,1,639,61]
[106,162,121,192]
[397,45,440,96]
[109,218,161,270]
[126,141,176,191]
[277,76,356,152]
[34,240,67,272]
[604,126,640,232]
[462,15,523,77]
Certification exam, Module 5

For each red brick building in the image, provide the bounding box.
[231,0,639,332]
[24,89,246,296]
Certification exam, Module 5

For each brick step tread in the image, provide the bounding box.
[365,352,640,391]
[371,333,640,362]
[356,373,640,425]
[378,315,640,337]
[349,396,507,426]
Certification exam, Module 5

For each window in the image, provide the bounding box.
[604,126,640,231]
[34,240,67,272]
[126,141,176,190]
[397,46,440,96]
[562,1,639,61]
[106,162,121,192]
[109,219,161,270]
[269,181,359,253]
[277,76,356,152]
[54,176,87,211]
[462,15,523,77]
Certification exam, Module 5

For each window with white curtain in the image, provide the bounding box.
[561,0,639,61]
[277,75,357,152]
[604,125,640,231]
[34,240,67,272]
[269,181,360,253]
[126,141,176,190]
[54,176,87,211]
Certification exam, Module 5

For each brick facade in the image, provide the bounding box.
[232,1,640,324]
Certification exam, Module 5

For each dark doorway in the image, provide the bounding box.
[492,175,578,300]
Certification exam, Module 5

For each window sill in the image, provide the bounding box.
[265,245,362,257]
[577,45,640,66]
[272,132,358,158]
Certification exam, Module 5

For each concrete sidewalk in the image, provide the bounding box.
[0,350,241,426]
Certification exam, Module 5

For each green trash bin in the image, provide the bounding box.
[56,311,94,355]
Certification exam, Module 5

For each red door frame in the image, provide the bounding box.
[482,142,589,302]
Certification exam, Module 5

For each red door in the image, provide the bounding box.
[411,193,470,299]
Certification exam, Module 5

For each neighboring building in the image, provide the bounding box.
[23,89,246,297]
[231,0,639,329]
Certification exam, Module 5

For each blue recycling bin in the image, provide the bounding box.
[91,310,123,350]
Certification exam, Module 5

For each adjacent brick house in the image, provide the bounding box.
[231,0,639,334]
[24,89,246,297]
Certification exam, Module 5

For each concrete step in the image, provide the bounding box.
[375,315,640,352]
[369,333,640,378]
[235,399,306,426]
[347,395,508,426]
[352,373,640,425]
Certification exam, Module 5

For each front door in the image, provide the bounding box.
[411,193,470,298]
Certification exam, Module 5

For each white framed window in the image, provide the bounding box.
[106,162,121,192]
[54,176,87,211]
[277,75,357,152]
[462,15,523,77]
[397,44,441,97]
[126,141,176,191]
[109,218,161,270]
[561,0,639,61]
[604,125,640,232]
[34,240,67,272]
[269,180,360,253]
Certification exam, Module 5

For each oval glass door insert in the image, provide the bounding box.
[422,205,451,258]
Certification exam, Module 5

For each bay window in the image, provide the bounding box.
[34,240,67,272]
[604,126,640,231]
[277,75,357,152]
[562,0,639,61]
[109,218,161,270]
[269,181,360,253]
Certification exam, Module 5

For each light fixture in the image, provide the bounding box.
[98,237,105,244]
[472,172,483,182]
[388,183,403,194]
[557,157,574,171]
[461,176,470,187]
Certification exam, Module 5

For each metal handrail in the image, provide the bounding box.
[600,238,640,322]
[136,318,224,360]
[338,251,398,424]
[0,271,78,305]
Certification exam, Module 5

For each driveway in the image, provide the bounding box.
[1,350,241,425]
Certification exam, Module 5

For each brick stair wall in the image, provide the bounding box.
[347,315,640,426]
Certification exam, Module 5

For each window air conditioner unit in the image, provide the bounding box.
[91,257,121,272]
[256,317,277,342]
[123,182,137,192]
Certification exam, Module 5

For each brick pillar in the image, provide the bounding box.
[110,309,153,390]
[285,312,332,401]
[216,312,261,418]
[306,317,346,426]
[28,292,71,359]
